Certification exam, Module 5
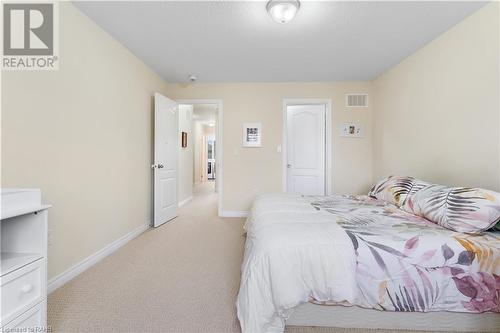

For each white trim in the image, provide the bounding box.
[282,99,333,195]
[177,99,224,217]
[48,222,150,294]
[219,210,248,218]
[178,196,193,207]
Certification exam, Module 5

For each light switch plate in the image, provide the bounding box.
[340,123,364,138]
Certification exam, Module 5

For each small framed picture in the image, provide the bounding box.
[242,123,262,147]
[181,131,188,148]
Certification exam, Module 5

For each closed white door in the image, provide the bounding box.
[153,93,178,227]
[286,104,326,195]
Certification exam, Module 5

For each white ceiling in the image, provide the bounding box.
[74,1,486,83]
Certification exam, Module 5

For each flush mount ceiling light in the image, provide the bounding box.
[266,0,300,24]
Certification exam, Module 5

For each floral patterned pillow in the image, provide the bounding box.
[368,175,421,207]
[401,183,500,234]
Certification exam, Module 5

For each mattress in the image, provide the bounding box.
[236,193,500,333]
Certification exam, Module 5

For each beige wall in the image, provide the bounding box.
[193,121,204,184]
[204,124,215,137]
[1,3,170,279]
[178,105,194,202]
[166,82,373,211]
[372,3,499,190]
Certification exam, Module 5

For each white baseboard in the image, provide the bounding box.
[48,222,150,294]
[219,210,248,218]
[178,196,194,207]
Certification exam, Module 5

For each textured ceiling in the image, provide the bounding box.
[74,1,486,83]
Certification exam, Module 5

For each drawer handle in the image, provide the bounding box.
[21,284,33,293]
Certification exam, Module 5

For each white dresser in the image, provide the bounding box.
[1,189,50,331]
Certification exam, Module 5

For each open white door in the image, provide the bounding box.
[152,93,178,227]
[286,104,326,195]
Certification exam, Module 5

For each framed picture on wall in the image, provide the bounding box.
[242,123,262,147]
[181,131,188,148]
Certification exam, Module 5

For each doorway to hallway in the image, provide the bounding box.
[178,99,223,215]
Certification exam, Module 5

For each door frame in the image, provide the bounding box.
[177,99,224,216]
[282,99,333,195]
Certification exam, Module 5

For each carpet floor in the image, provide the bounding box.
[48,183,465,333]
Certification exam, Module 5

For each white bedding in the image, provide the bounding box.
[236,193,500,333]
[236,193,358,333]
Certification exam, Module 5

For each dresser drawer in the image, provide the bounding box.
[2,301,46,331]
[1,258,46,324]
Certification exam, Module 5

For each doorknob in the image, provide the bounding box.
[287,164,292,168]
[151,164,165,169]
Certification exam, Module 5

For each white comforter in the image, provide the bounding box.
[237,193,500,333]
[236,193,358,333]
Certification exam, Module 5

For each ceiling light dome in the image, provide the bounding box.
[266,0,300,24]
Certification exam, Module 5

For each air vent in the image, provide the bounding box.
[346,94,368,107]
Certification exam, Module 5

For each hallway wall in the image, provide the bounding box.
[193,121,204,184]
[179,105,194,203]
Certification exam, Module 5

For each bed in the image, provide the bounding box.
[236,191,500,333]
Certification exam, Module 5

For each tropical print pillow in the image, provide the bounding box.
[402,183,500,234]
[368,175,424,207]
